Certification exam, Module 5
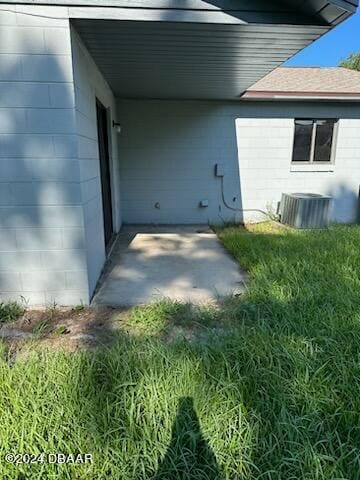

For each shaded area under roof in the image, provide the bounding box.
[67,1,357,100]
[2,1,358,26]
[72,19,330,100]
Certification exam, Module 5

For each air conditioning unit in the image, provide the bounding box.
[280,193,332,229]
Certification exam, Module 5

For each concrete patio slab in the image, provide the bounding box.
[92,225,246,306]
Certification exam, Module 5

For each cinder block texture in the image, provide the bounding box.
[71,28,121,297]
[1,3,359,307]
[117,100,360,225]
[235,111,360,224]
[117,100,242,224]
[0,5,89,306]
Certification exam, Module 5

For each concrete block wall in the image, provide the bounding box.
[0,5,89,305]
[117,100,360,225]
[331,119,360,221]
[236,114,360,223]
[71,28,121,297]
[0,5,358,307]
[117,100,243,224]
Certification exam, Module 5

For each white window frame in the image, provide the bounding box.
[292,119,338,165]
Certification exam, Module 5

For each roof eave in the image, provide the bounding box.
[328,0,358,14]
[241,94,360,102]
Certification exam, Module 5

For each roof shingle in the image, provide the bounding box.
[244,67,360,98]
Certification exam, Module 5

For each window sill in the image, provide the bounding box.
[290,164,335,173]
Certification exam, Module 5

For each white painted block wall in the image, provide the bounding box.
[0,5,90,305]
[117,100,360,225]
[71,28,121,296]
[236,116,360,223]
[0,6,119,305]
[0,6,359,307]
[117,100,243,224]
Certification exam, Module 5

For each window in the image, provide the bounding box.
[292,119,337,163]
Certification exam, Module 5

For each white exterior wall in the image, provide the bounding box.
[117,100,243,224]
[0,6,120,306]
[71,29,121,297]
[117,100,360,225]
[236,116,360,223]
[0,6,358,307]
[0,5,90,306]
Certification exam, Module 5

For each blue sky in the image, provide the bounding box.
[285,10,360,66]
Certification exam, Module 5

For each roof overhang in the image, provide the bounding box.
[72,19,332,100]
[4,1,358,25]
[241,96,360,102]
[241,91,360,101]
[283,0,358,24]
[21,0,352,100]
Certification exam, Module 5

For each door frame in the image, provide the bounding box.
[96,97,115,253]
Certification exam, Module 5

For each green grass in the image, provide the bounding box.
[0,301,25,323]
[1,223,360,479]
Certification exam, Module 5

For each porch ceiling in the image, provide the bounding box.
[70,1,357,100]
[73,19,332,100]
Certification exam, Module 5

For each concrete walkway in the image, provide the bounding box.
[92,225,246,306]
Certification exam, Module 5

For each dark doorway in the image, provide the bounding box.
[96,99,114,250]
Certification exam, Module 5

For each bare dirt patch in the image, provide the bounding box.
[0,306,132,352]
[0,299,228,355]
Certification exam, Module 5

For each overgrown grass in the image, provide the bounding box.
[0,301,25,323]
[1,223,360,479]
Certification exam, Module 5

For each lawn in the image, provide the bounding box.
[1,223,360,479]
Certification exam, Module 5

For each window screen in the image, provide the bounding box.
[292,119,337,163]
[314,120,335,162]
[292,120,313,162]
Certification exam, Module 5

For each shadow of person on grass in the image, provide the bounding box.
[154,396,220,480]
